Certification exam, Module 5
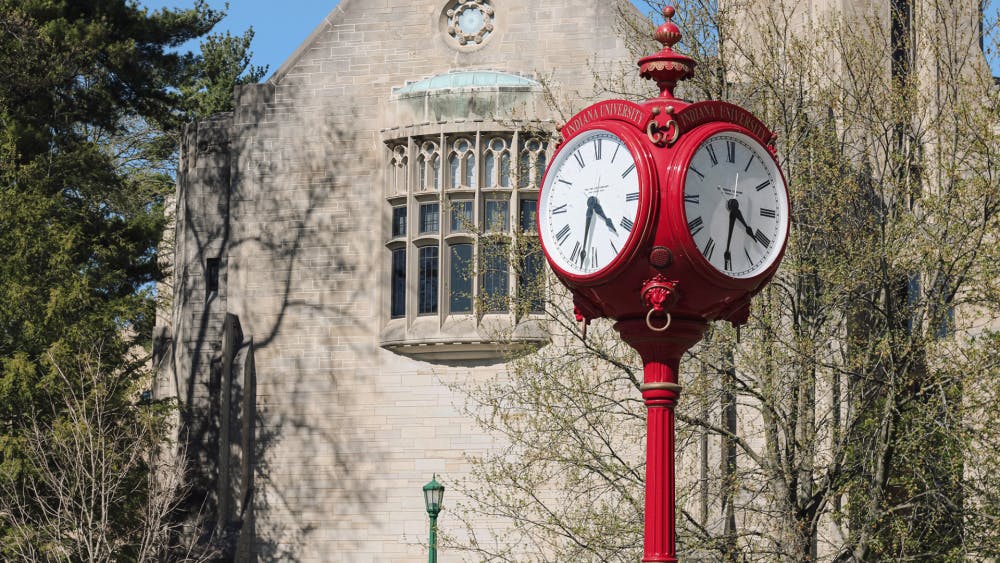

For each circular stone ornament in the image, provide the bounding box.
[445,0,495,46]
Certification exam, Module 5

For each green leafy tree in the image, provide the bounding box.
[0,0,264,558]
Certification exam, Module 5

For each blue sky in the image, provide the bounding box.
[141,1,1000,78]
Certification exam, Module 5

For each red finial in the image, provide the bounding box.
[638,5,696,99]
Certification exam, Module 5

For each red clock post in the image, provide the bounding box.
[537,7,790,562]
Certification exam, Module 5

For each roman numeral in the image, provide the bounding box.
[622,163,636,178]
[755,179,772,191]
[552,204,567,214]
[759,208,776,218]
[744,156,754,172]
[571,241,582,263]
[745,247,753,263]
[754,229,771,247]
[688,216,704,236]
[556,224,571,243]
[620,216,634,232]
[558,178,572,185]
[706,144,719,166]
[611,143,620,163]
[610,240,618,254]
[625,192,639,202]
[690,166,705,180]
[591,248,598,268]
[594,139,602,160]
[724,252,732,271]
[703,238,716,260]
[574,152,585,169]
[726,141,736,163]
[684,192,699,204]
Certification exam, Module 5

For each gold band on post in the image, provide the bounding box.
[639,382,683,393]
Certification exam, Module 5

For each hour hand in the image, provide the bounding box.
[734,208,753,236]
[591,198,618,235]
[727,199,754,236]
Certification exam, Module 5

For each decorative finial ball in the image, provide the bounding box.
[654,6,682,49]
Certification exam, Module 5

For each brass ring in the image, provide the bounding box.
[646,309,671,332]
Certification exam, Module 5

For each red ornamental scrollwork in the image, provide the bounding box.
[646,105,680,147]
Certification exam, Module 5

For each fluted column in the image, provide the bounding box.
[616,316,707,563]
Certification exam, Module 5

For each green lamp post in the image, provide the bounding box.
[422,475,445,563]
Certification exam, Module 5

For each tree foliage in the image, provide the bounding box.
[0,0,264,558]
[182,28,268,119]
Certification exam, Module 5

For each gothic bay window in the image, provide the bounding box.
[384,131,549,323]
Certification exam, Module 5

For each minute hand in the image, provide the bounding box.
[582,203,595,267]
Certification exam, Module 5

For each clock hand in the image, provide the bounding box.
[727,199,755,238]
[591,197,618,235]
[724,206,736,271]
[582,198,596,267]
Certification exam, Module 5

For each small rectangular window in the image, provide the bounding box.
[419,203,440,234]
[485,199,509,232]
[481,237,509,313]
[418,246,439,314]
[518,239,545,314]
[390,249,406,318]
[391,206,407,238]
[206,257,220,298]
[500,153,511,187]
[534,150,547,186]
[449,244,473,313]
[519,199,538,232]
[450,200,473,232]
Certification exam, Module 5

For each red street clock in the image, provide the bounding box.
[538,7,789,563]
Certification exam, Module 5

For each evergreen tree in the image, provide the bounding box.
[0,1,264,558]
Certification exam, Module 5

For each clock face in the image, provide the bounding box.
[539,129,642,277]
[682,131,788,279]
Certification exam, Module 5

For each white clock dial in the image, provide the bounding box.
[682,131,788,278]
[540,129,641,276]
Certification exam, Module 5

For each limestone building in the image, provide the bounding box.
[153,0,641,560]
